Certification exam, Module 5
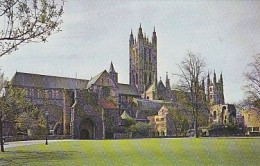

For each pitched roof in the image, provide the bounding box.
[99,98,117,110]
[146,83,155,93]
[117,83,139,96]
[121,110,132,119]
[133,98,165,111]
[86,70,106,89]
[157,80,166,89]
[10,72,88,89]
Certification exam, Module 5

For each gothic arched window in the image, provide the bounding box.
[136,74,138,85]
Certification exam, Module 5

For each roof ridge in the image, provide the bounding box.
[15,72,88,81]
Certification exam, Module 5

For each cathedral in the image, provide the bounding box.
[207,71,225,105]
[129,24,158,95]
[5,24,233,139]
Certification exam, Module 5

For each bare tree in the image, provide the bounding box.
[243,54,260,106]
[0,0,64,57]
[175,52,206,137]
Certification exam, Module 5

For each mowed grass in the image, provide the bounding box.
[0,138,260,166]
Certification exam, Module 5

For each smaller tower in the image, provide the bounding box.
[219,72,225,104]
[165,72,171,91]
[201,79,206,102]
[129,29,134,46]
[109,62,118,84]
[152,27,157,49]
[207,72,210,103]
[138,23,143,40]
[213,70,217,85]
[219,72,223,85]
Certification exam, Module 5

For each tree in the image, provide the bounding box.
[175,52,207,137]
[0,72,44,152]
[243,54,260,107]
[0,0,64,57]
[129,122,153,138]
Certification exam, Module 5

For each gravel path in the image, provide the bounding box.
[4,139,73,149]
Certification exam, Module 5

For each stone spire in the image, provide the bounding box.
[219,71,223,84]
[109,61,116,73]
[152,26,157,48]
[138,23,143,40]
[213,70,217,85]
[165,72,170,90]
[109,62,118,84]
[207,71,210,103]
[129,29,134,46]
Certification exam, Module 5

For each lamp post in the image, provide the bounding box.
[45,111,49,145]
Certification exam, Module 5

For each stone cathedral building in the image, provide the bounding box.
[129,24,158,95]
[7,25,165,139]
[5,24,234,139]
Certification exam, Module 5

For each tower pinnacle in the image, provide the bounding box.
[213,70,217,85]
[109,62,118,84]
[166,72,170,90]
[109,61,116,73]
[138,23,143,39]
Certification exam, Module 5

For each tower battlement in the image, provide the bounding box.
[129,24,158,95]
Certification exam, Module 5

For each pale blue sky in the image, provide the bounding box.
[0,1,259,103]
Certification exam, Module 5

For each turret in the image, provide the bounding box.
[213,70,217,85]
[219,72,223,85]
[165,72,170,90]
[152,27,157,48]
[207,71,210,102]
[207,71,210,87]
[219,72,225,104]
[138,23,143,40]
[109,61,118,84]
[129,29,134,46]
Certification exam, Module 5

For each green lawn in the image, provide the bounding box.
[0,138,260,166]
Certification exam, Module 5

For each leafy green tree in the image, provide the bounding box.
[129,122,153,138]
[168,107,191,135]
[0,0,65,57]
[1,73,44,152]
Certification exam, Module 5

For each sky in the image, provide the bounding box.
[0,1,260,104]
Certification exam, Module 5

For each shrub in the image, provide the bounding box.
[129,122,153,138]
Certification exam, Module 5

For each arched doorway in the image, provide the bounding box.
[79,118,95,139]
[80,129,89,139]
[53,122,62,135]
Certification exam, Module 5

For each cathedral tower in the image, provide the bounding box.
[129,24,158,94]
[207,71,225,105]
[109,61,118,84]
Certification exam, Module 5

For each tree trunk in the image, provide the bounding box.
[194,117,199,138]
[102,109,105,139]
[0,114,4,152]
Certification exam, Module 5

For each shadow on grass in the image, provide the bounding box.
[0,150,77,165]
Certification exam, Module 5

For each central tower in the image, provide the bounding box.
[129,24,157,94]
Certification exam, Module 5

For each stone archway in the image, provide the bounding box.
[79,118,95,139]
[53,122,62,135]
[80,129,90,139]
